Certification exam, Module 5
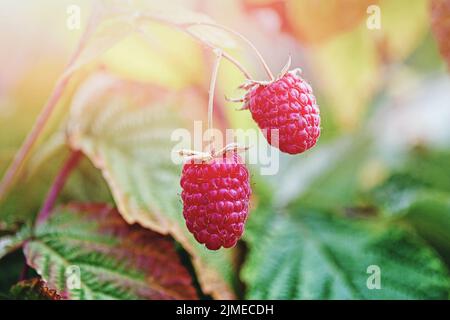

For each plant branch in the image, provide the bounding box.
[137,14,253,80]
[186,29,252,80]
[36,150,83,225]
[0,7,100,201]
[186,22,274,81]
[0,75,70,201]
[208,50,223,133]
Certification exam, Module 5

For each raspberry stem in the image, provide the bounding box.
[186,22,275,81]
[207,49,223,153]
[36,149,83,225]
[185,29,253,80]
[138,14,253,80]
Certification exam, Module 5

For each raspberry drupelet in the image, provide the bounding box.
[180,152,251,250]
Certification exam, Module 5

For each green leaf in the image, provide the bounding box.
[10,278,61,300]
[373,172,449,216]
[0,148,67,224]
[242,210,450,299]
[66,72,236,299]
[371,149,450,263]
[275,136,373,209]
[405,194,450,264]
[0,225,31,261]
[400,149,450,193]
[23,203,198,300]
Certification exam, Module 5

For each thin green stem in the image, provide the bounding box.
[208,50,223,132]
[186,22,274,81]
[207,50,223,154]
[36,150,83,225]
[188,31,252,80]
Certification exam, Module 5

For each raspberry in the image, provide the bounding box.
[180,152,251,250]
[431,0,450,68]
[244,70,320,154]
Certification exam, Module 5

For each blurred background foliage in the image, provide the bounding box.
[1,0,450,299]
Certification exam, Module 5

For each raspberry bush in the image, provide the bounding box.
[0,0,450,302]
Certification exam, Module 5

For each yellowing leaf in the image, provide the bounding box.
[63,12,134,77]
[374,0,428,62]
[100,0,236,48]
[311,26,380,130]
[286,0,375,44]
[0,226,30,261]
[66,0,236,77]
[101,26,205,88]
[66,72,236,299]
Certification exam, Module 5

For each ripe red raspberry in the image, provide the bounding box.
[243,70,320,154]
[180,152,251,250]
